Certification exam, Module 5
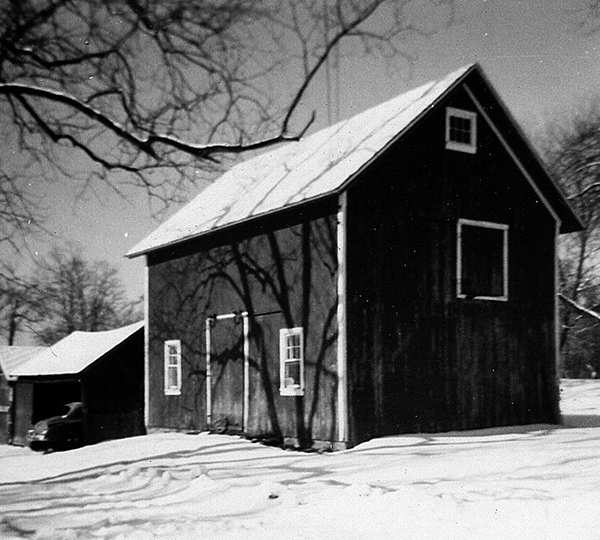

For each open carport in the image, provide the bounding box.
[9,321,145,446]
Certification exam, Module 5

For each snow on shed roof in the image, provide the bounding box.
[0,347,46,380]
[128,64,476,257]
[10,321,144,378]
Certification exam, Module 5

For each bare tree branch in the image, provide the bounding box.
[0,0,456,252]
[560,293,600,323]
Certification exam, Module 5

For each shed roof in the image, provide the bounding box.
[0,347,46,380]
[128,63,580,258]
[10,321,144,378]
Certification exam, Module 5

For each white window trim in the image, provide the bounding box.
[446,107,477,154]
[457,218,508,302]
[279,327,305,397]
[164,339,182,395]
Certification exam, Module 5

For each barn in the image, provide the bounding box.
[9,322,145,446]
[127,63,582,450]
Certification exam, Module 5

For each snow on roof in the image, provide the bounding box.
[10,321,144,377]
[128,64,476,257]
[0,346,46,380]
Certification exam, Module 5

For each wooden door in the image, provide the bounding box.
[208,316,245,432]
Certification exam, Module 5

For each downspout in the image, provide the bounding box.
[337,191,348,447]
[242,313,250,433]
[144,258,150,427]
[205,318,212,427]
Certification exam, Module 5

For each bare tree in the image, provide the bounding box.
[0,0,455,248]
[0,265,42,345]
[538,98,600,375]
[28,245,142,345]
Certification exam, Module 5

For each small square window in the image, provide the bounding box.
[164,340,182,395]
[446,108,477,154]
[457,219,508,301]
[280,328,304,396]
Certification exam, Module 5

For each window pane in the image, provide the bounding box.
[461,225,505,297]
[285,360,301,387]
[167,365,178,388]
[450,116,472,144]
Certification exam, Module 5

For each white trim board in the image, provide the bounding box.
[456,218,509,302]
[463,84,561,227]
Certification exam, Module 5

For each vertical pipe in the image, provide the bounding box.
[337,192,348,445]
[205,318,212,427]
[143,258,150,427]
[456,221,462,297]
[243,313,250,433]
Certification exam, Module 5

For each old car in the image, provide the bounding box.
[27,402,83,452]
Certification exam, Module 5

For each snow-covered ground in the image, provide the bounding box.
[2,380,600,540]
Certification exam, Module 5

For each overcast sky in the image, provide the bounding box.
[5,0,599,306]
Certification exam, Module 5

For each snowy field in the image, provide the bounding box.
[2,381,600,540]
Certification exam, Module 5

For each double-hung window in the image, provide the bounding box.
[446,107,477,154]
[164,340,182,395]
[457,219,508,301]
[280,327,304,396]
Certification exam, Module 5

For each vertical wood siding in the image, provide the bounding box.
[147,205,339,446]
[82,331,146,444]
[347,87,558,444]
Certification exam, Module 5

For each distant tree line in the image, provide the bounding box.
[0,245,141,345]
[539,97,600,377]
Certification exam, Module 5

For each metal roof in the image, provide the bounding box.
[128,64,477,257]
[0,347,46,380]
[9,321,144,378]
[127,62,581,258]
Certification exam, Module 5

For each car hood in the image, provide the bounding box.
[32,416,67,433]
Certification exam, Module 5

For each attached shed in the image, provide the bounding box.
[128,63,582,450]
[0,347,46,444]
[9,322,145,446]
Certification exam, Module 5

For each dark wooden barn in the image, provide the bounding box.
[9,322,145,446]
[128,64,582,450]
[0,347,45,444]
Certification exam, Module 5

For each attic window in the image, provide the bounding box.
[446,108,477,154]
[280,328,304,396]
[457,219,508,301]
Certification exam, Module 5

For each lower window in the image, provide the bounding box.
[457,219,508,301]
[164,340,182,395]
[280,327,305,396]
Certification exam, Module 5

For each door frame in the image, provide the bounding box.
[205,311,249,431]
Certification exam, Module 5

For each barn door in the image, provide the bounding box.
[205,312,249,433]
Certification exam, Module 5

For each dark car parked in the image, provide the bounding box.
[27,402,83,452]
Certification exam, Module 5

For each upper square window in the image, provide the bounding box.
[457,219,508,301]
[446,107,477,154]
